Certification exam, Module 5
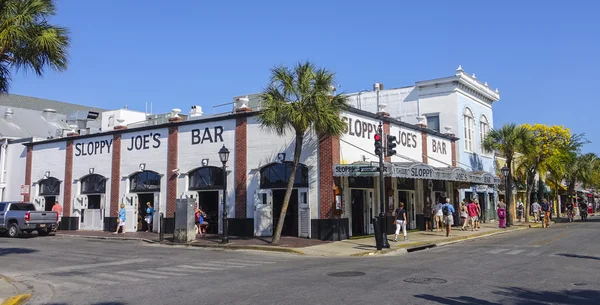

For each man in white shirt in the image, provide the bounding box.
[531,201,541,223]
[434,199,444,232]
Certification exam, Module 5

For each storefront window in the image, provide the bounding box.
[189,167,224,190]
[348,177,374,188]
[39,177,60,196]
[397,178,415,190]
[81,174,107,194]
[130,171,161,192]
[260,162,308,189]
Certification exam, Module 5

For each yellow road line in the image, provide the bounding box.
[1,294,32,305]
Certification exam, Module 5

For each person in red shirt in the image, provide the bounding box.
[51,201,63,231]
[467,200,480,231]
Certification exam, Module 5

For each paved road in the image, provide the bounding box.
[1,219,600,305]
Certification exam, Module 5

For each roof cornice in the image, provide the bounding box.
[416,66,500,103]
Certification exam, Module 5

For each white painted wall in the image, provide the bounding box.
[120,128,168,216]
[427,134,453,167]
[246,117,319,219]
[3,143,27,201]
[31,142,66,204]
[72,135,114,216]
[339,111,381,164]
[389,124,423,163]
[177,120,236,216]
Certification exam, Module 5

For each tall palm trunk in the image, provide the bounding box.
[272,132,304,244]
[506,157,513,226]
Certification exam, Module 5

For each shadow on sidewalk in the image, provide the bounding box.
[415,287,600,305]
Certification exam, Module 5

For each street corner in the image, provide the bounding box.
[1,294,31,305]
[0,275,29,305]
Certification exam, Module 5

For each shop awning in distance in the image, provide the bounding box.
[333,163,501,185]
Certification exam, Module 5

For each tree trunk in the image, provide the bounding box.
[524,172,535,223]
[271,132,304,244]
[506,157,513,226]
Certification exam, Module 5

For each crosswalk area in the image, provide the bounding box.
[10,257,297,290]
[423,245,600,259]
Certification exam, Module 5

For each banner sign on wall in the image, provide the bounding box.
[333,163,501,185]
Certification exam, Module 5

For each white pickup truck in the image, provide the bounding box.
[0,202,59,237]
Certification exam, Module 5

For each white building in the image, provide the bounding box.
[343,66,501,222]
[4,100,500,239]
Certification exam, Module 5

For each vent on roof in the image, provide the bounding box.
[43,108,57,113]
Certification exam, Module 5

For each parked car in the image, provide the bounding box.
[0,202,58,237]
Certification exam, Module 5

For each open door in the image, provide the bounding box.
[254,189,273,236]
[409,192,416,230]
[366,190,374,234]
[73,195,88,210]
[33,196,46,211]
[218,190,224,234]
[298,189,310,238]
[122,193,138,232]
[153,193,160,232]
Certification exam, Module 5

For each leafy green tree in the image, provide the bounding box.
[483,123,531,225]
[258,61,349,244]
[0,0,70,92]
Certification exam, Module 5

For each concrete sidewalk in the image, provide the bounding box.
[0,275,30,305]
[53,220,546,257]
[301,222,541,256]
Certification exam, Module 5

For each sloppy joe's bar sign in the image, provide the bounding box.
[75,139,112,157]
[341,115,378,139]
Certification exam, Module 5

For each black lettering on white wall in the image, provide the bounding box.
[74,139,113,157]
[126,133,162,151]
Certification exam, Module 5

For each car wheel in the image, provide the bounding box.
[8,224,21,238]
[38,229,50,236]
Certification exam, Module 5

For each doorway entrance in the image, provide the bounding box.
[272,189,298,237]
[44,196,56,211]
[79,194,104,231]
[398,191,416,230]
[198,191,219,234]
[137,193,155,232]
[350,189,374,236]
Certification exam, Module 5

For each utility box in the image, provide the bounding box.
[174,198,196,243]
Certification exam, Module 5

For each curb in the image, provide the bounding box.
[163,241,307,255]
[1,294,31,305]
[354,226,532,257]
[54,234,157,244]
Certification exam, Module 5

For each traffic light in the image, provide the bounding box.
[374,133,382,156]
[386,134,397,156]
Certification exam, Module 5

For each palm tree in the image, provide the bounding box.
[258,61,349,244]
[483,123,531,225]
[0,0,70,92]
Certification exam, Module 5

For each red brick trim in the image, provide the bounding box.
[319,134,340,219]
[451,140,457,166]
[63,140,74,216]
[166,126,178,218]
[421,132,428,163]
[24,146,32,202]
[235,116,248,218]
[110,134,121,217]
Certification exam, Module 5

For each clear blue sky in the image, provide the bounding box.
[11,0,599,153]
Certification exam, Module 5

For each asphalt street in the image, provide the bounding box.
[1,219,599,305]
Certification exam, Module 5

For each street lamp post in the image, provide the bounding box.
[501,165,511,227]
[218,145,230,244]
